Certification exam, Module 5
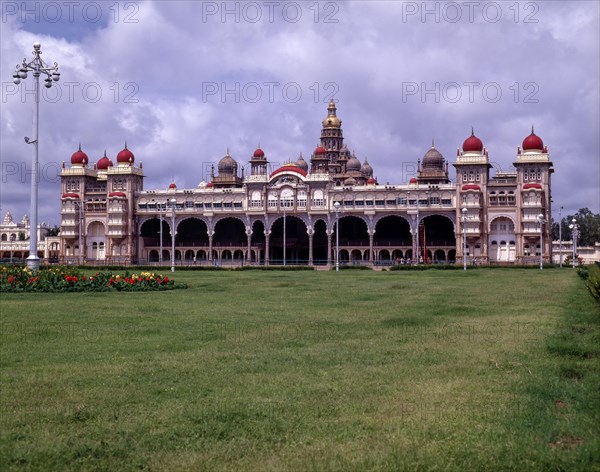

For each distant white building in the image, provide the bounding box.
[0,211,60,263]
[552,240,600,265]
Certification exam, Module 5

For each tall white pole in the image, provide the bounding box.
[538,214,544,270]
[283,207,286,266]
[462,207,467,271]
[171,200,176,272]
[78,202,82,265]
[336,208,340,272]
[159,204,163,265]
[559,206,563,268]
[13,43,60,270]
[416,194,420,265]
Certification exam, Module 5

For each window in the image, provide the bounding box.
[463,174,468,182]
[430,197,440,205]
[375,200,385,206]
[441,198,451,206]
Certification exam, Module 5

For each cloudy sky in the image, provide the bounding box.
[1,0,598,226]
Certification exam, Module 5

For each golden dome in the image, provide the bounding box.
[322,99,341,128]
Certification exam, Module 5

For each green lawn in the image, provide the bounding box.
[1,269,598,471]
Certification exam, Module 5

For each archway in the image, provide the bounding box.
[312,219,328,265]
[214,217,246,247]
[178,218,209,247]
[420,214,455,263]
[140,218,171,245]
[270,215,309,264]
[251,220,266,262]
[488,217,516,262]
[374,215,411,247]
[87,221,106,260]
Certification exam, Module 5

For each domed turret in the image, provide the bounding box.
[522,126,544,152]
[346,153,362,172]
[362,158,373,177]
[422,141,444,169]
[116,142,134,164]
[253,147,265,159]
[463,128,484,153]
[322,99,341,128]
[296,153,308,172]
[218,149,237,174]
[71,144,88,166]
[96,150,113,170]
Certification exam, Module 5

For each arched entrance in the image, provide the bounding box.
[488,217,516,262]
[420,214,455,263]
[270,216,309,264]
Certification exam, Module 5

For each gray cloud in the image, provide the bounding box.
[1,0,598,224]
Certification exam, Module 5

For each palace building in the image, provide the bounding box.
[58,100,554,266]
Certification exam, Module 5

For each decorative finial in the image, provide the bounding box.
[124,141,128,149]
[471,126,474,136]
[431,138,435,149]
[226,147,230,156]
[78,143,81,151]
[103,149,107,157]
[531,125,535,135]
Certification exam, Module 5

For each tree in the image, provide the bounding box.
[47,225,60,236]
[552,208,600,247]
[18,231,26,241]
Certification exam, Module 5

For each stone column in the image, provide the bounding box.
[308,230,314,266]
[265,231,270,266]
[208,233,214,265]
[246,227,252,263]
[368,231,374,263]
[327,231,332,266]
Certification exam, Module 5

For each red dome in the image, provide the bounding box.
[97,155,113,170]
[463,129,483,152]
[253,148,265,158]
[70,145,88,165]
[522,128,544,151]
[314,146,326,155]
[169,182,177,189]
[367,177,376,185]
[116,143,134,163]
[206,182,214,188]
[409,178,418,184]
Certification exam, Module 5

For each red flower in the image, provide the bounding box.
[7,275,15,284]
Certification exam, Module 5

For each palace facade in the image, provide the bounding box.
[58,100,554,266]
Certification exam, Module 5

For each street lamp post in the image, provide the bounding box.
[283,205,286,267]
[461,207,468,271]
[12,42,60,271]
[334,201,341,272]
[159,202,163,265]
[74,201,83,265]
[537,213,545,270]
[569,218,579,268]
[558,206,563,268]
[170,198,176,272]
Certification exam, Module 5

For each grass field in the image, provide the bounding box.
[1,268,599,471]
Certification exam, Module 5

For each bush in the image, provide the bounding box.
[584,264,600,303]
[0,266,186,293]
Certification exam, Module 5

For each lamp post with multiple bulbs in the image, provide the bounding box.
[158,202,164,265]
[334,201,341,272]
[569,218,579,268]
[170,198,176,272]
[537,213,545,270]
[461,207,468,271]
[12,42,60,271]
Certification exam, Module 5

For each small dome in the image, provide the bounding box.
[409,178,418,184]
[422,142,444,169]
[314,146,326,155]
[218,149,237,174]
[71,145,88,165]
[367,177,376,185]
[362,158,373,177]
[344,177,357,186]
[206,182,214,188]
[96,150,113,170]
[522,127,544,151]
[253,147,265,158]
[117,142,134,163]
[346,154,362,172]
[295,154,308,172]
[169,182,177,190]
[463,129,483,153]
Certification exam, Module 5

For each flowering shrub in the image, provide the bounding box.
[0,266,185,293]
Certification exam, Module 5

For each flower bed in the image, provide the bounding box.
[0,266,186,293]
